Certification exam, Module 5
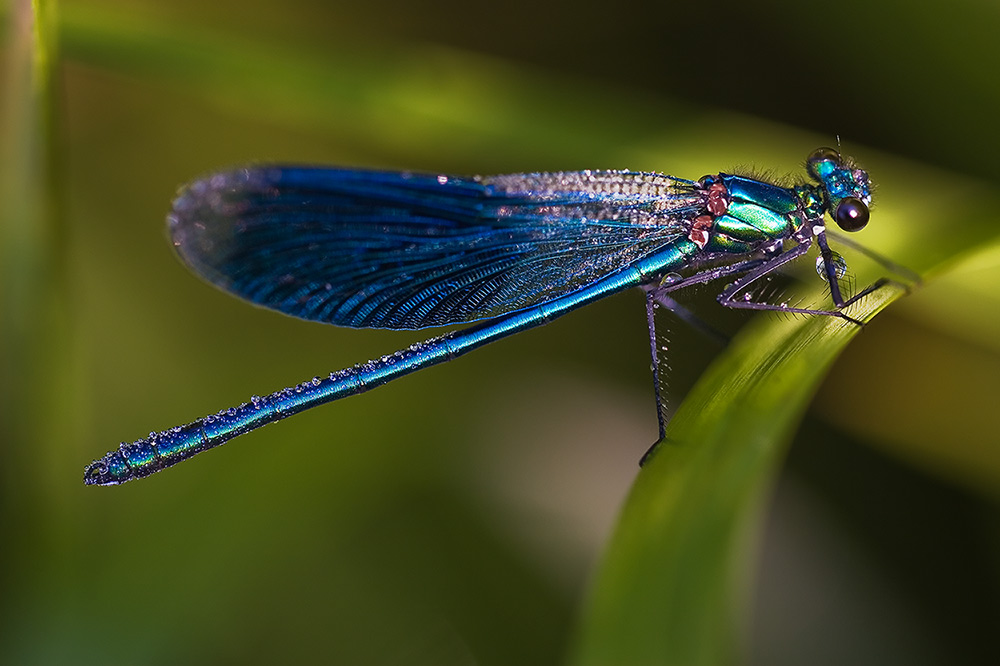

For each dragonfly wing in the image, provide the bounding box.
[169,166,702,329]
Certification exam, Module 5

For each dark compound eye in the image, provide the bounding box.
[834,197,869,231]
[806,146,840,180]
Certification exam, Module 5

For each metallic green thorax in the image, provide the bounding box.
[701,174,803,253]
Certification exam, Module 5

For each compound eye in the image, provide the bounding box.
[807,147,840,180]
[834,197,869,231]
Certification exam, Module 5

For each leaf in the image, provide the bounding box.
[571,286,904,666]
[0,0,68,498]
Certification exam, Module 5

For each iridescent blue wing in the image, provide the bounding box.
[169,166,702,329]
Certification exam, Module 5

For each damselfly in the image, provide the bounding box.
[84,148,914,485]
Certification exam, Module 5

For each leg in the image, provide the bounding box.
[815,232,904,312]
[651,256,769,295]
[717,238,866,324]
[640,286,728,444]
[639,275,746,467]
[644,291,668,442]
[639,296,665,468]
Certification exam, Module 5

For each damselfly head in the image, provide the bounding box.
[806,147,872,232]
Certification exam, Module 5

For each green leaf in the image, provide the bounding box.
[571,286,903,666]
[1,0,68,496]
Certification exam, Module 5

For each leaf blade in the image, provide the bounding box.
[572,286,903,666]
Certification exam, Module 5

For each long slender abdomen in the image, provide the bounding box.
[83,335,456,485]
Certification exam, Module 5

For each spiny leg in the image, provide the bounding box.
[637,261,764,467]
[814,232,893,310]
[640,289,729,466]
[644,290,668,443]
[640,256,771,432]
[717,239,866,324]
[639,290,673,467]
[651,257,769,295]
[818,230,921,310]
[641,286,730,439]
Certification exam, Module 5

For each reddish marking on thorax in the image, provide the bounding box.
[689,180,729,249]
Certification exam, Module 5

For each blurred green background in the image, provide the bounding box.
[2,0,999,664]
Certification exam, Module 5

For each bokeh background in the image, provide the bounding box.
[2,0,999,664]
